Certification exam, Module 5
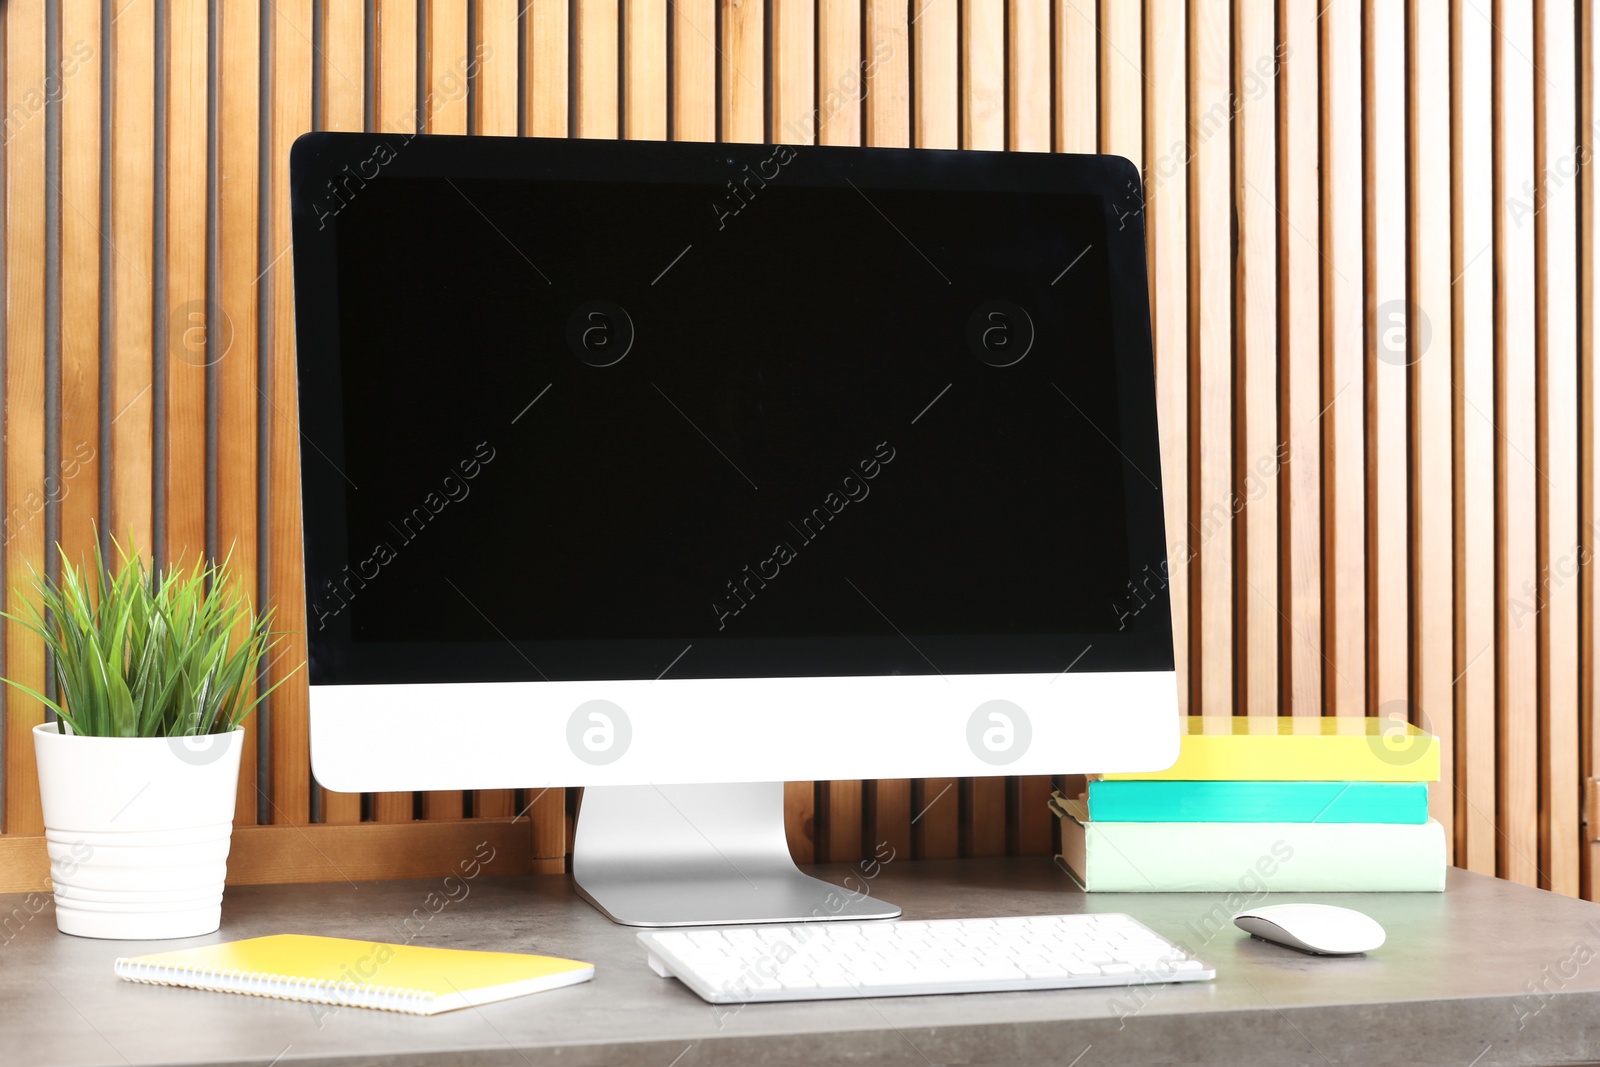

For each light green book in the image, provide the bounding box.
[1051,797,1445,893]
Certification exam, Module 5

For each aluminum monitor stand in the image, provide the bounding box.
[571,782,902,927]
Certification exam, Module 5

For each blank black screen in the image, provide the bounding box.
[297,141,1172,683]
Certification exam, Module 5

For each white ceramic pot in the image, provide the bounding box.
[32,722,243,940]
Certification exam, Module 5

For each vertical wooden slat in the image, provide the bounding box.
[817,781,864,863]
[913,777,960,859]
[1236,0,1276,718]
[475,786,516,829]
[868,778,912,862]
[784,779,815,864]
[322,2,363,133]
[957,0,1007,859]
[59,0,102,586]
[771,0,815,144]
[812,0,863,860]
[865,0,910,148]
[1192,0,1231,716]
[1366,0,1408,731]
[673,1,715,142]
[960,777,1006,858]
[1496,0,1540,888]
[1584,0,1600,902]
[468,0,519,824]
[962,1,1004,151]
[1006,776,1053,857]
[1009,1,1050,152]
[1408,0,1453,854]
[722,0,763,143]
[623,1,667,140]
[1147,0,1187,717]
[426,1,469,136]
[165,0,207,572]
[475,0,518,138]
[368,4,409,824]
[906,0,959,858]
[1453,0,1496,874]
[812,0,864,857]
[574,0,618,139]
[524,786,567,863]
[460,6,549,828]
[315,0,364,831]
[3,0,49,836]
[110,0,155,553]
[861,0,913,860]
[376,0,418,132]
[417,0,469,823]
[524,0,568,137]
[1057,0,1097,153]
[1101,1,1145,825]
[1582,0,1600,902]
[818,0,862,146]
[217,0,264,827]
[914,0,958,149]
[366,0,419,825]
[1100,0,1141,163]
[464,75,535,813]
[771,0,815,856]
[165,0,220,814]
[1320,0,1364,718]
[1279,0,1319,717]
[1008,0,1073,859]
[1535,0,1580,896]
[267,0,314,827]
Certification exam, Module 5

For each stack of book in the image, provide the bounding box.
[1051,715,1445,892]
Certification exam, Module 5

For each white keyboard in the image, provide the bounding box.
[639,913,1214,1003]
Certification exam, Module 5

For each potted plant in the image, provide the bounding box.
[3,538,290,939]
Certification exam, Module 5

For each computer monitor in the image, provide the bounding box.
[289,132,1178,926]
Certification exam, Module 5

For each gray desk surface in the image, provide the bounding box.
[3,858,1599,1067]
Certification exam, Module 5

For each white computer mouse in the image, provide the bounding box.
[1232,903,1386,955]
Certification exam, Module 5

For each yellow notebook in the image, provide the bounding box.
[1098,715,1440,782]
[114,935,594,1015]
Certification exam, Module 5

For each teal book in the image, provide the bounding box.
[1086,780,1429,824]
[1051,796,1446,893]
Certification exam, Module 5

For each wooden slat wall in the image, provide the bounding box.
[2,0,1599,899]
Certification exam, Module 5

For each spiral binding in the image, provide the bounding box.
[112,956,439,1014]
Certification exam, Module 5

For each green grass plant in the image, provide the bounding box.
[1,536,294,738]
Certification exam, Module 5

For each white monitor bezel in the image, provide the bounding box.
[309,670,1180,790]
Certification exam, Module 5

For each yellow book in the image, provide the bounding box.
[1099,715,1439,782]
[114,935,594,1015]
